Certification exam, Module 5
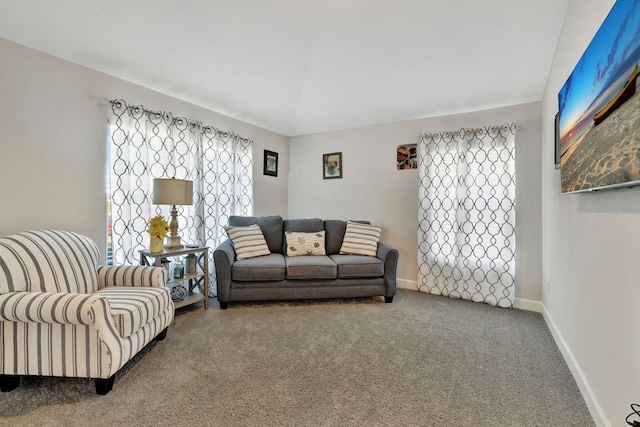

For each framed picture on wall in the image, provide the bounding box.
[397,144,418,170]
[264,150,278,177]
[323,152,342,179]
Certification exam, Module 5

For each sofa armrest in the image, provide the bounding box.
[0,291,107,326]
[377,242,399,297]
[97,265,167,289]
[214,239,235,303]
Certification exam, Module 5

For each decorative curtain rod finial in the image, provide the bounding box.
[96,98,109,108]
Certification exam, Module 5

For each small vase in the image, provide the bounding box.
[150,236,164,253]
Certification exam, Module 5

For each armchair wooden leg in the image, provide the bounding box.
[95,375,116,395]
[384,296,394,303]
[219,301,229,309]
[0,375,20,392]
[155,327,168,341]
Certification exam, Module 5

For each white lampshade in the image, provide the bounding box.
[152,178,193,205]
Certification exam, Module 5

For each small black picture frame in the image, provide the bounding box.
[323,152,342,179]
[264,150,278,177]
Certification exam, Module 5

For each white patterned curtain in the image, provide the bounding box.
[107,99,253,290]
[417,123,516,308]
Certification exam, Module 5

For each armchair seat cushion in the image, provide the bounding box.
[95,286,172,338]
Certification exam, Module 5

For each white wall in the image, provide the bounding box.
[0,38,289,262]
[542,0,638,425]
[288,101,543,307]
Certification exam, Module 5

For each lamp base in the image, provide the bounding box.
[164,235,184,250]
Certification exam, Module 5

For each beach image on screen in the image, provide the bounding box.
[558,0,640,193]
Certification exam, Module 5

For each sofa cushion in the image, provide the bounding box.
[285,231,326,256]
[283,218,324,233]
[323,220,347,255]
[324,220,371,255]
[283,218,324,254]
[225,224,271,260]
[330,254,384,278]
[229,215,283,254]
[95,286,172,338]
[339,221,381,257]
[232,253,286,281]
[285,256,337,280]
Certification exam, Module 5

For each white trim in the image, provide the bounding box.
[401,279,541,313]
[542,304,608,427]
[514,297,542,313]
[397,278,418,291]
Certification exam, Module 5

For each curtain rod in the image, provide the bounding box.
[97,98,254,143]
[419,124,514,140]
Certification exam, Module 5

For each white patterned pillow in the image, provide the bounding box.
[339,221,381,257]
[224,224,271,260]
[285,231,326,256]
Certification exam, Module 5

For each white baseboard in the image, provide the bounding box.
[399,280,542,313]
[542,305,608,427]
[514,297,543,313]
[397,278,418,291]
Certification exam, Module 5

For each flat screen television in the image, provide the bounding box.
[558,0,640,193]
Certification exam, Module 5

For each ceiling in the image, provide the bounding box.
[0,0,570,137]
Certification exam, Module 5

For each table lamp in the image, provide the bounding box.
[152,178,193,249]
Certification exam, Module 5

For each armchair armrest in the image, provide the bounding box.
[0,291,106,326]
[0,291,126,368]
[213,239,235,303]
[97,265,167,289]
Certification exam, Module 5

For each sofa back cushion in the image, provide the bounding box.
[224,224,271,260]
[283,218,324,233]
[228,215,283,254]
[283,218,324,253]
[324,220,370,255]
[339,221,382,257]
[0,230,100,294]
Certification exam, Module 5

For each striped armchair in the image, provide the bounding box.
[0,230,174,395]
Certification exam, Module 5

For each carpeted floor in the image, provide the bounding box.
[0,289,594,426]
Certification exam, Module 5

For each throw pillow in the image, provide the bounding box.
[339,221,381,257]
[224,224,271,260]
[285,231,326,256]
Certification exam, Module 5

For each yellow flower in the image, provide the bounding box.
[147,215,169,239]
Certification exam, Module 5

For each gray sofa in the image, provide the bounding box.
[213,216,399,309]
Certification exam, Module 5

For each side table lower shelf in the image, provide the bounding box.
[139,246,210,310]
[167,273,208,309]
[173,292,206,309]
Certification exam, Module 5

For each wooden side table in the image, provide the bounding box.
[139,246,209,309]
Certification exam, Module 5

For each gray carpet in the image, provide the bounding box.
[0,289,594,426]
